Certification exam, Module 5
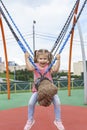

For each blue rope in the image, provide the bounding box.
[18,41,42,76]
[43,34,71,75]
[18,40,27,53]
[59,0,87,54]
[29,57,42,76]
[17,41,42,75]
[59,33,70,54]
[43,58,57,76]
[0,0,34,56]
[0,6,42,76]
[44,0,87,75]
[51,0,80,54]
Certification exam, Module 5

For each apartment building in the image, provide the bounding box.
[0,62,5,72]
[0,60,26,73]
[73,61,87,76]
[0,58,87,76]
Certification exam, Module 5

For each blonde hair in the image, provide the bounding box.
[34,49,53,64]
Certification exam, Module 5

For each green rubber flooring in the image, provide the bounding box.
[0,89,87,110]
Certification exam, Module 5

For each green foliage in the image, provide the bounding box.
[0,72,14,79]
[16,69,33,81]
[0,69,33,81]
[0,70,82,82]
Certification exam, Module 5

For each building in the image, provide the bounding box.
[0,62,5,73]
[8,65,26,72]
[73,61,87,76]
[0,60,26,73]
[0,57,87,76]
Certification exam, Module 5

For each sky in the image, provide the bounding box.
[0,0,87,71]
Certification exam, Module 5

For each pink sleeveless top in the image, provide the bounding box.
[32,63,53,92]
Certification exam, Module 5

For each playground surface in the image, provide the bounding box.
[0,89,87,130]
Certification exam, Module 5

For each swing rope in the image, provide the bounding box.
[45,0,87,74]
[0,0,34,56]
[51,0,80,54]
[59,0,87,54]
[0,6,42,76]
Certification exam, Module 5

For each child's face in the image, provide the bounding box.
[37,54,49,67]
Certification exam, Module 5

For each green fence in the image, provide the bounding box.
[54,79,84,89]
[0,79,84,93]
[0,81,33,93]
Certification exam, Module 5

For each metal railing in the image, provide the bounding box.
[0,79,84,93]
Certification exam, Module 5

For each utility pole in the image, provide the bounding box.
[33,20,36,52]
[14,63,16,80]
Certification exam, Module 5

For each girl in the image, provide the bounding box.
[24,49,65,130]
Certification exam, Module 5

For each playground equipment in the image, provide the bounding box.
[0,15,10,99]
[0,0,87,104]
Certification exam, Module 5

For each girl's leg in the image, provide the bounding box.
[53,94,65,130]
[28,92,38,121]
[24,92,38,130]
[52,94,61,121]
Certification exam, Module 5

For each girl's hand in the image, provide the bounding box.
[25,52,30,59]
[55,54,60,60]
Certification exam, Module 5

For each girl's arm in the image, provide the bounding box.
[25,52,35,71]
[51,54,60,73]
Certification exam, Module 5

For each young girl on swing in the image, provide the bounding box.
[24,49,65,130]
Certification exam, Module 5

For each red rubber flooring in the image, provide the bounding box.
[0,105,87,130]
